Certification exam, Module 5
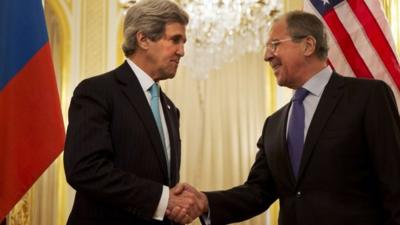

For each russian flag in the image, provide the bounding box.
[0,0,65,220]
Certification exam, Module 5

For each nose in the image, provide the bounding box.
[264,48,274,62]
[177,43,185,57]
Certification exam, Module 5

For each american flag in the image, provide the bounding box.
[304,0,400,107]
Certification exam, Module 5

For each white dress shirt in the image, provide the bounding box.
[126,58,170,221]
[286,66,333,139]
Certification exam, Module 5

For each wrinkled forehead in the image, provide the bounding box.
[267,18,289,41]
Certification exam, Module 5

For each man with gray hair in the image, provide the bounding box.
[64,1,204,224]
[170,10,400,225]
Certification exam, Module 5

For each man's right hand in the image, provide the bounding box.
[166,183,209,224]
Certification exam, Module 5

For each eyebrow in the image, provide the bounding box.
[170,34,187,42]
[266,38,280,43]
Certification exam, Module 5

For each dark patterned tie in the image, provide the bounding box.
[287,88,309,178]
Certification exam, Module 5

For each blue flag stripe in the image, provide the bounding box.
[0,0,48,90]
[310,0,345,15]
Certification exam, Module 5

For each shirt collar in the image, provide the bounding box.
[302,66,332,97]
[126,58,155,92]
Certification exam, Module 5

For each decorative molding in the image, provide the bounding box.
[80,0,108,78]
[64,0,73,11]
[8,193,31,225]
[117,16,125,65]
[107,1,123,69]
[382,0,400,54]
[45,0,72,119]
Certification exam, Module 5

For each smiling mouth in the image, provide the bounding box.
[271,64,280,71]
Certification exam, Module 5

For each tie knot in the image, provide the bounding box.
[292,88,309,102]
[149,83,160,98]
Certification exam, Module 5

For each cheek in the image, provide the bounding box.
[281,54,298,69]
[160,50,172,61]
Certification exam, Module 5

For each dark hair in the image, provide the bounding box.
[284,10,329,59]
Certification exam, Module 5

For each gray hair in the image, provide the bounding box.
[122,0,189,57]
[281,10,329,59]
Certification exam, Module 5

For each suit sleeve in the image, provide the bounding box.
[204,119,278,225]
[364,81,400,225]
[64,79,163,219]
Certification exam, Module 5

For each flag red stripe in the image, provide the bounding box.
[0,43,65,219]
[323,9,373,78]
[347,0,400,90]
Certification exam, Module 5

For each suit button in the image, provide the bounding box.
[296,191,302,198]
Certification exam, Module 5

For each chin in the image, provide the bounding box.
[275,74,288,87]
[168,70,178,77]
[277,81,285,87]
[158,69,176,80]
[161,73,176,80]
[275,77,284,86]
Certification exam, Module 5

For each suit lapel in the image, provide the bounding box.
[297,73,345,183]
[115,62,169,182]
[266,104,297,186]
[160,92,180,185]
[280,105,298,185]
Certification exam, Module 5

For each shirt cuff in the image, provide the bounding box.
[201,210,211,225]
[153,185,169,221]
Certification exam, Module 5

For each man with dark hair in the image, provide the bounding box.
[64,0,204,224]
[170,10,400,225]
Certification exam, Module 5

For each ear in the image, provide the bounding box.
[303,36,316,57]
[136,31,150,50]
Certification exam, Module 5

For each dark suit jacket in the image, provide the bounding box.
[64,61,181,225]
[205,73,400,225]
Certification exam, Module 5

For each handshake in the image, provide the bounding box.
[166,183,209,224]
